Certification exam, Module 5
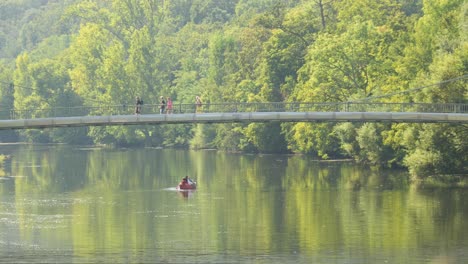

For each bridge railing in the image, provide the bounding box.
[1,102,467,120]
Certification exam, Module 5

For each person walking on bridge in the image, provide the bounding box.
[135,96,143,114]
[159,96,166,114]
[195,96,202,113]
[166,97,173,114]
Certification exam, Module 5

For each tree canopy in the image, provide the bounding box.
[0,0,466,178]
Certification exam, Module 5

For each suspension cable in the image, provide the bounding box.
[350,74,468,102]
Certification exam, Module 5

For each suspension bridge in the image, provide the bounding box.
[0,102,467,130]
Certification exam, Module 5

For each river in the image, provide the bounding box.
[0,144,467,263]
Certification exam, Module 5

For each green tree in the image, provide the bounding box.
[398,0,466,87]
[206,33,239,100]
[392,0,467,177]
[244,122,288,153]
[404,124,468,178]
[285,122,339,158]
[190,0,238,24]
[356,123,393,165]
[170,23,213,103]
[0,64,18,142]
[334,122,359,158]
[190,124,217,149]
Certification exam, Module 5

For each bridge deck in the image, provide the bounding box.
[0,112,467,130]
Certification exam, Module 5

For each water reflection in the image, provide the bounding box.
[0,145,467,263]
[177,189,196,199]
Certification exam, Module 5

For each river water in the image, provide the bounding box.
[0,144,467,263]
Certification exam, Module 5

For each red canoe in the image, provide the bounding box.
[177,179,197,190]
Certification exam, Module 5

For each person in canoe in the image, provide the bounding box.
[178,176,196,190]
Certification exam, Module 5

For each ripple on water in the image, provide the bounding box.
[0,196,94,230]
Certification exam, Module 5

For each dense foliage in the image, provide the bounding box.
[0,0,466,178]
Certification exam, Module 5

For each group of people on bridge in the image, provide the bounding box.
[157,96,173,114]
[134,95,202,115]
